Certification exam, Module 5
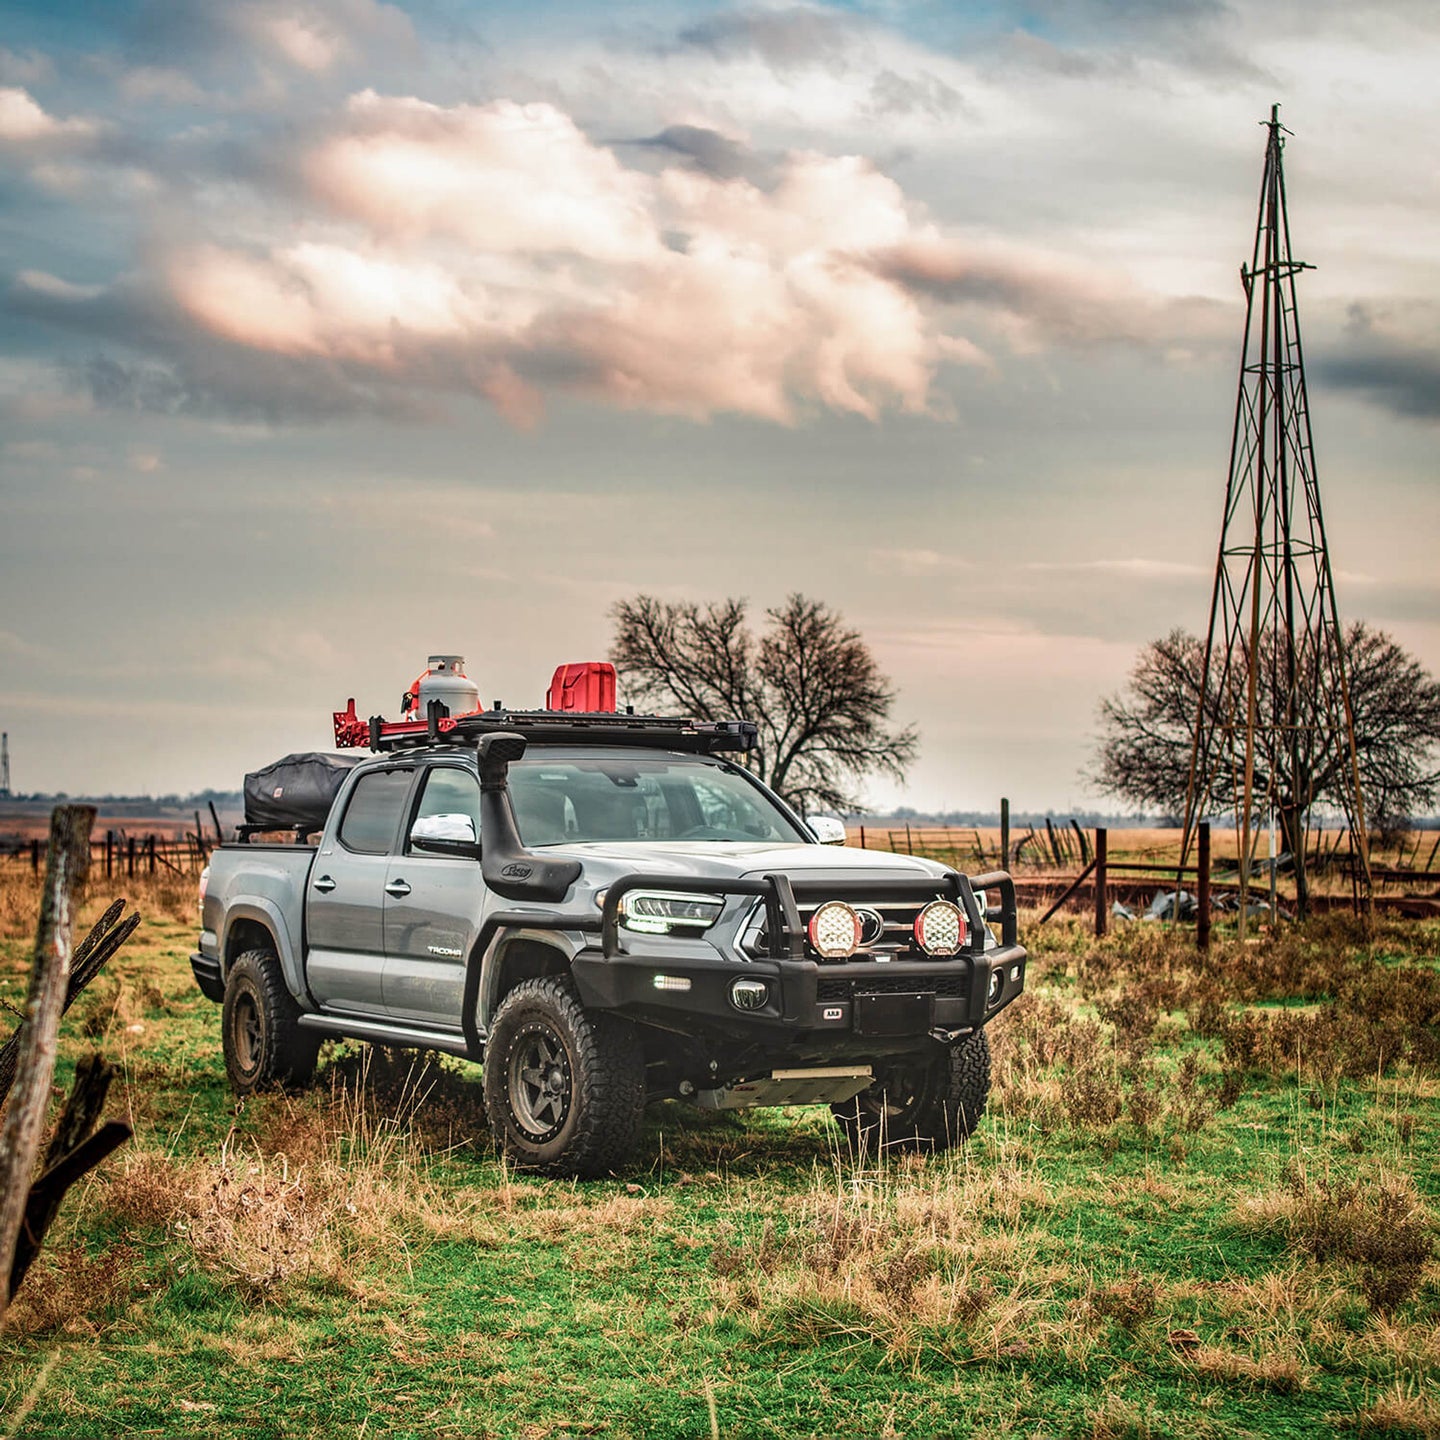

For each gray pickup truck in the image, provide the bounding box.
[194,710,1026,1177]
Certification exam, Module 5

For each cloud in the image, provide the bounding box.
[128,0,416,74]
[872,237,1228,351]
[0,49,54,87]
[12,90,1009,426]
[675,6,859,72]
[1314,302,1440,422]
[997,0,1272,84]
[620,124,762,182]
[0,87,100,146]
[0,71,1233,429]
[305,94,660,264]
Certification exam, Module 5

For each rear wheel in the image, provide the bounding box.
[222,948,320,1096]
[483,976,645,1178]
[833,1029,990,1154]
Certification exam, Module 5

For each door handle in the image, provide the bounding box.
[385,879,412,898]
[313,875,337,893]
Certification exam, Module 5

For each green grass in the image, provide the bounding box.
[1,868,1437,1439]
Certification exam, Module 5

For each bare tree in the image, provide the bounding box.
[1091,623,1440,846]
[610,593,918,812]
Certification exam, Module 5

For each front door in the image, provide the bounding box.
[382,763,486,1030]
[306,765,416,1016]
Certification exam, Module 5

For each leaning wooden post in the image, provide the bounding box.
[1197,821,1211,951]
[1094,826,1108,938]
[0,804,95,1328]
[1000,798,1010,868]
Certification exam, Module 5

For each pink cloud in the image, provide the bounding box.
[152,91,971,423]
[52,89,1215,427]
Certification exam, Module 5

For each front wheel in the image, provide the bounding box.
[833,1029,991,1154]
[483,976,645,1178]
[221,947,320,1096]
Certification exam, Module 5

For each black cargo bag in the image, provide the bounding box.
[243,752,367,832]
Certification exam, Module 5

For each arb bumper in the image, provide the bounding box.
[580,869,1026,1043]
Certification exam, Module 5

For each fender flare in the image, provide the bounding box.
[220,899,307,1003]
[460,913,600,1059]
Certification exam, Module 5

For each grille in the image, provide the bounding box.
[748,890,970,962]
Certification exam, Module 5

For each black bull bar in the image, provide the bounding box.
[598,869,1022,1030]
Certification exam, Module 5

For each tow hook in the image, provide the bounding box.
[929,1025,973,1044]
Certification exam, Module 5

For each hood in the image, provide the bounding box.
[543,839,949,885]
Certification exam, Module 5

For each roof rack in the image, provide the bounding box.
[332,698,758,756]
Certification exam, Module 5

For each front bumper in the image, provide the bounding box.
[583,869,1026,1048]
[570,942,1027,1044]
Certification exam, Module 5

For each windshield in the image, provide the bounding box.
[507,751,808,846]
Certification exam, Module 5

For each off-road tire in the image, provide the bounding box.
[483,975,645,1179]
[833,1028,991,1155]
[221,948,321,1096]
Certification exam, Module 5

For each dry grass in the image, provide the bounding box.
[1341,1380,1440,1437]
[1232,1164,1435,1313]
[4,1243,140,1337]
[1191,1343,1309,1393]
[93,1062,502,1303]
[706,1150,1061,1366]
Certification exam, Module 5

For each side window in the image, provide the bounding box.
[337,769,414,854]
[410,767,482,848]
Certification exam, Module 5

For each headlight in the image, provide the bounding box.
[619,890,725,935]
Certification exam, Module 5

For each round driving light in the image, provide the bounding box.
[807,900,862,959]
[731,978,769,1011]
[988,967,1004,1003]
[913,900,966,956]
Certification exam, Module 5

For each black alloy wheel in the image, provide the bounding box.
[482,975,645,1179]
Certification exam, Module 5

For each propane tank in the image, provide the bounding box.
[415,655,480,719]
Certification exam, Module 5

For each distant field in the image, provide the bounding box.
[1,868,1436,1437]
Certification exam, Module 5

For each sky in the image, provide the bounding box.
[1,0,1437,813]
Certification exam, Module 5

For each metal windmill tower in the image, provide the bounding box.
[1181,105,1371,926]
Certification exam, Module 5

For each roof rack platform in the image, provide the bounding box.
[332,699,757,757]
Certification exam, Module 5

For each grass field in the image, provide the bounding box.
[1,864,1437,1439]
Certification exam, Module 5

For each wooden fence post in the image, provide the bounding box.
[126,836,136,879]
[0,805,95,1325]
[1000,798,1009,869]
[104,830,113,880]
[1197,822,1211,950]
[30,840,39,875]
[1094,827,1108,938]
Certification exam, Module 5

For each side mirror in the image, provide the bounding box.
[809,816,848,846]
[411,812,481,858]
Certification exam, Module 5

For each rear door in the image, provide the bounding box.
[306,765,417,1016]
[382,762,486,1030]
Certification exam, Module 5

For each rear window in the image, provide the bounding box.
[338,769,413,854]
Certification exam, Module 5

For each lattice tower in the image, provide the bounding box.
[1180,106,1371,927]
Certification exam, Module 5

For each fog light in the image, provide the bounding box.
[731,978,769,1011]
[988,968,1004,1003]
[653,974,692,992]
